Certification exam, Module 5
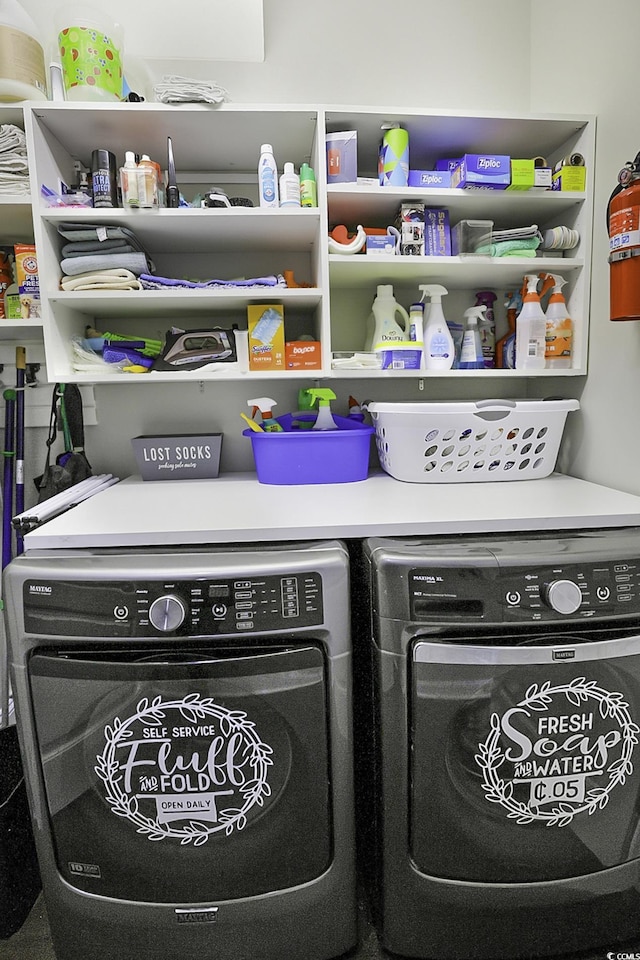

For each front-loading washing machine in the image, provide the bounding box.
[4,539,357,960]
[354,528,640,960]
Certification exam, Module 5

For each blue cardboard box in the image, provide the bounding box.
[424,207,451,256]
[436,158,462,171]
[408,169,452,188]
[451,154,511,190]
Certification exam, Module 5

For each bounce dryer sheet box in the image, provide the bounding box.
[408,169,452,188]
[132,434,222,480]
[451,154,511,190]
[285,340,321,369]
[248,303,285,370]
[424,207,451,256]
[326,130,358,183]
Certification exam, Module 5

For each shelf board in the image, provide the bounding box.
[328,254,584,289]
[0,196,34,243]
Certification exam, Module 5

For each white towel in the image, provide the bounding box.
[153,75,229,104]
[61,269,143,291]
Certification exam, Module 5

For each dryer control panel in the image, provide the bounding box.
[22,573,324,637]
[409,556,640,623]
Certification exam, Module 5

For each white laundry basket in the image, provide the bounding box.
[367,398,579,482]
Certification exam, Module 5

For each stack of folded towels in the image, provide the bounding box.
[0,124,30,197]
[57,222,154,291]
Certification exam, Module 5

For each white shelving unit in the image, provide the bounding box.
[16,101,594,386]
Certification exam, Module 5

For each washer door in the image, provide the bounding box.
[29,644,331,902]
[410,634,640,883]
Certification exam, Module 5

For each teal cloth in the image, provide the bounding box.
[475,237,541,257]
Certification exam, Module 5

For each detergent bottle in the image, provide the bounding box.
[459,306,486,370]
[515,274,546,370]
[542,273,573,370]
[247,397,284,432]
[419,283,454,370]
[368,284,410,352]
[306,387,339,430]
[475,290,497,368]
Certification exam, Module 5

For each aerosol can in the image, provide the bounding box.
[515,274,546,370]
[542,273,573,370]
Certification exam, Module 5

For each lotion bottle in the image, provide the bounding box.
[279,162,301,207]
[515,274,546,370]
[258,143,279,208]
[543,273,573,370]
[299,163,317,207]
[459,306,486,370]
[419,283,454,370]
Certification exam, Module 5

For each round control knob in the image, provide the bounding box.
[542,579,583,615]
[149,594,186,632]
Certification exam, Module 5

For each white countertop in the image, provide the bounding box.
[21,471,640,551]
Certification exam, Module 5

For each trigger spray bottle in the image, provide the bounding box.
[542,273,573,370]
[515,275,546,370]
[419,284,454,370]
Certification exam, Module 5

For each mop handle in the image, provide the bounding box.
[15,348,25,555]
[2,389,16,570]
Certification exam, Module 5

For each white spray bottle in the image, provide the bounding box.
[515,274,546,370]
[459,306,486,370]
[419,283,454,370]
[543,273,573,370]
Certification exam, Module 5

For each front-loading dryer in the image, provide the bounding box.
[355,528,640,960]
[4,540,357,960]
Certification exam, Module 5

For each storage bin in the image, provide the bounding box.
[367,399,579,483]
[244,413,374,484]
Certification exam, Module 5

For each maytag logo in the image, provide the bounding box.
[175,907,218,924]
[29,584,52,594]
[553,648,576,660]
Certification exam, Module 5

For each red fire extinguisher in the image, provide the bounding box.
[608,150,640,320]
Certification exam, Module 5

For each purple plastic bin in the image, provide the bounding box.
[243,413,374,484]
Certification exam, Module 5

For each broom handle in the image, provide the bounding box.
[15,348,25,555]
[2,389,16,570]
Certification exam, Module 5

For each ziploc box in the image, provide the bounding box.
[326,131,358,183]
[248,303,285,371]
[424,207,451,256]
[14,244,40,318]
[451,154,511,190]
[408,169,451,188]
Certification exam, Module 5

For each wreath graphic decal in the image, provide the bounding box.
[475,679,639,827]
[95,694,273,845]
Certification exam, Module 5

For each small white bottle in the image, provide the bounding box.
[516,274,546,370]
[279,162,301,207]
[119,151,138,208]
[137,155,158,209]
[258,143,279,208]
[419,283,454,371]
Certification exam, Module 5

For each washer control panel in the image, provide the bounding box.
[23,573,324,637]
[409,556,640,622]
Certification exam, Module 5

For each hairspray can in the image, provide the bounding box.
[381,125,409,187]
[91,149,117,207]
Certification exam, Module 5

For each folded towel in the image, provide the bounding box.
[61,241,138,259]
[61,252,151,276]
[0,124,27,155]
[139,273,286,290]
[61,269,143,291]
[475,238,541,257]
[0,174,30,196]
[153,75,229,104]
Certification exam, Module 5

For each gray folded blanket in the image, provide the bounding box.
[61,253,150,277]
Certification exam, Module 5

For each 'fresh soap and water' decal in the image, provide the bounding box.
[95,694,273,844]
[475,678,639,826]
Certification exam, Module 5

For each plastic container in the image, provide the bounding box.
[516,274,546,370]
[452,219,493,256]
[279,162,301,207]
[119,151,138,208]
[56,5,123,102]
[258,143,279,208]
[0,0,47,101]
[244,413,374,484]
[137,155,158,209]
[366,399,579,483]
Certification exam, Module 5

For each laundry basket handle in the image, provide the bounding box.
[473,399,517,421]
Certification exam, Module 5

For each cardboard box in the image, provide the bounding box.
[451,154,511,190]
[424,207,451,256]
[435,158,462,171]
[552,166,586,191]
[507,160,552,191]
[132,434,222,480]
[396,202,425,256]
[408,169,452,188]
[14,244,40,318]
[285,340,322,369]
[248,303,285,371]
[326,130,358,183]
[366,234,397,255]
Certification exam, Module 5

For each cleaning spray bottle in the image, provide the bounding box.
[459,306,486,370]
[496,290,521,369]
[367,284,410,352]
[542,273,573,370]
[306,387,339,430]
[419,284,454,370]
[475,290,497,368]
[247,397,284,432]
[515,275,546,370]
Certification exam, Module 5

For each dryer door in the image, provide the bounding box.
[29,644,331,902]
[410,633,640,883]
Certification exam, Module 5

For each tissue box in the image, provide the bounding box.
[552,166,586,191]
[408,169,452,188]
[424,208,451,256]
[451,154,511,190]
[132,434,222,480]
[326,130,358,183]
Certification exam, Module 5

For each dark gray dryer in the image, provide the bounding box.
[4,539,357,960]
[355,528,640,960]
